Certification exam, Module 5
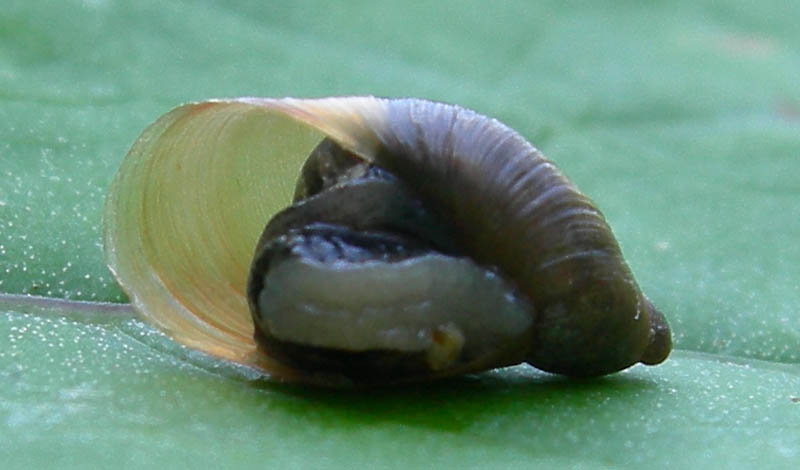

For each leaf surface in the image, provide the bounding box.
[1,1,798,468]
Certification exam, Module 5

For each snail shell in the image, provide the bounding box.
[103,97,671,386]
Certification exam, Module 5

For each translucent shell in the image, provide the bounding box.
[103,97,671,385]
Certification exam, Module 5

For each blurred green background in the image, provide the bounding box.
[1,1,798,468]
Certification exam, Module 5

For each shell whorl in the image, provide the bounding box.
[338,98,670,376]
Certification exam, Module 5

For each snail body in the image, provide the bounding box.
[104,97,671,386]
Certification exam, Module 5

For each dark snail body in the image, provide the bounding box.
[105,96,671,386]
[248,139,536,383]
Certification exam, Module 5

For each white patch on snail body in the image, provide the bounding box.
[426,323,466,371]
[256,254,533,354]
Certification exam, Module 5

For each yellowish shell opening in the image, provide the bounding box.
[103,100,354,378]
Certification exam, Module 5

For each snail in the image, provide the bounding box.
[103,97,671,386]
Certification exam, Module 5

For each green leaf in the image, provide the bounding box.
[1,298,799,469]
[1,0,798,468]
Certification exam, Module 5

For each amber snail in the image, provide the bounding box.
[103,97,671,386]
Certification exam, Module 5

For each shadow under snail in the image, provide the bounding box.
[103,96,671,387]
